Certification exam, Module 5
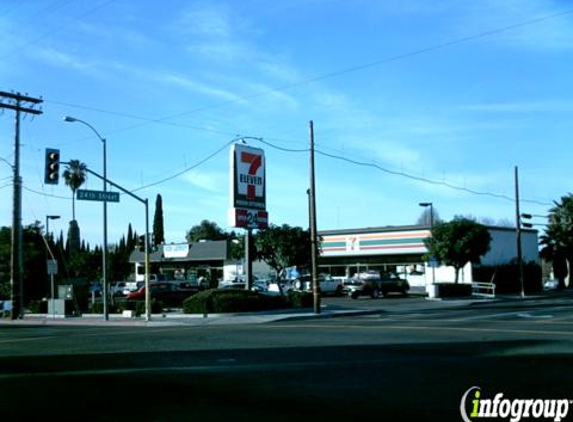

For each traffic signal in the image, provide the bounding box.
[138,235,147,252]
[44,148,60,185]
[521,213,533,229]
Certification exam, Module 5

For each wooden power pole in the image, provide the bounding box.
[0,91,43,319]
[309,120,320,314]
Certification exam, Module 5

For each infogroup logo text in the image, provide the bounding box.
[460,387,572,422]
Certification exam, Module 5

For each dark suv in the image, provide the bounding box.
[343,271,409,299]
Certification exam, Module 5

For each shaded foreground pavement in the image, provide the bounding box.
[0,339,571,421]
[1,292,572,421]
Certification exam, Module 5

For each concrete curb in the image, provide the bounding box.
[1,309,381,327]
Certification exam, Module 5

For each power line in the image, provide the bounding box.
[25,134,554,208]
[46,99,239,138]
[313,149,552,207]
[5,0,118,58]
[130,137,262,193]
[255,137,553,207]
[44,8,573,139]
[24,186,71,200]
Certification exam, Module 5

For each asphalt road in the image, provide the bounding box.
[1,294,572,422]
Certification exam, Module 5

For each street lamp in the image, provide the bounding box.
[419,202,436,289]
[64,116,109,321]
[45,215,60,238]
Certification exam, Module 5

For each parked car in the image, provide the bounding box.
[267,279,296,294]
[122,281,144,296]
[217,281,271,294]
[125,282,197,306]
[344,271,409,299]
[293,274,344,296]
[110,282,128,296]
[543,279,559,291]
[89,282,102,297]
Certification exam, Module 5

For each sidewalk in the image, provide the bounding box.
[2,289,569,328]
[0,307,380,328]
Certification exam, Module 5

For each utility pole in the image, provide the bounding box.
[309,120,320,314]
[515,166,525,299]
[0,91,43,320]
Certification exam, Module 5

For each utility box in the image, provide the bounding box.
[47,299,74,317]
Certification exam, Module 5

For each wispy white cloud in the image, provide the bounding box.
[29,47,98,74]
[177,3,235,38]
[156,73,243,103]
[459,0,573,51]
[459,100,573,113]
[182,170,227,193]
[175,3,258,64]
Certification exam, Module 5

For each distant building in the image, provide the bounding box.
[128,240,272,285]
[319,225,539,287]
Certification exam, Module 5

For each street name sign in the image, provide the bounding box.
[77,189,120,203]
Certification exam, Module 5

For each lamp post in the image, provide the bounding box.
[64,116,109,321]
[45,215,60,239]
[419,202,436,290]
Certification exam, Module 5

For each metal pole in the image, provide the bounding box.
[50,273,55,319]
[63,117,109,320]
[430,204,436,286]
[245,229,253,291]
[144,199,150,321]
[102,137,109,321]
[515,166,525,298]
[309,121,320,314]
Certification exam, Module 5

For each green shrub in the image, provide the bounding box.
[183,289,289,314]
[183,290,215,314]
[27,300,47,314]
[286,290,313,308]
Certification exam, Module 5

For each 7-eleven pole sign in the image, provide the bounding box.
[229,143,268,229]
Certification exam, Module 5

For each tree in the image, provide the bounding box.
[540,194,573,289]
[186,220,227,243]
[153,194,165,246]
[416,207,441,226]
[0,222,51,302]
[254,224,311,276]
[62,159,87,221]
[424,217,491,283]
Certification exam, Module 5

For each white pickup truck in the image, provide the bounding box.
[294,274,344,296]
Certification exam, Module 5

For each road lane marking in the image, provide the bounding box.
[0,336,56,344]
[269,323,573,337]
[517,313,554,319]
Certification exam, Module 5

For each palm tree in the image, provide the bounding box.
[541,194,573,288]
[63,159,87,221]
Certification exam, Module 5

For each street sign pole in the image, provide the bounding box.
[77,166,150,320]
[245,228,253,291]
[47,259,57,319]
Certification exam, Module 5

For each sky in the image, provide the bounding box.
[1,0,573,248]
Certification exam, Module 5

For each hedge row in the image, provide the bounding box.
[182,289,313,314]
[473,261,542,294]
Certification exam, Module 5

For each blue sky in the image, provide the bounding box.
[1,0,572,247]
